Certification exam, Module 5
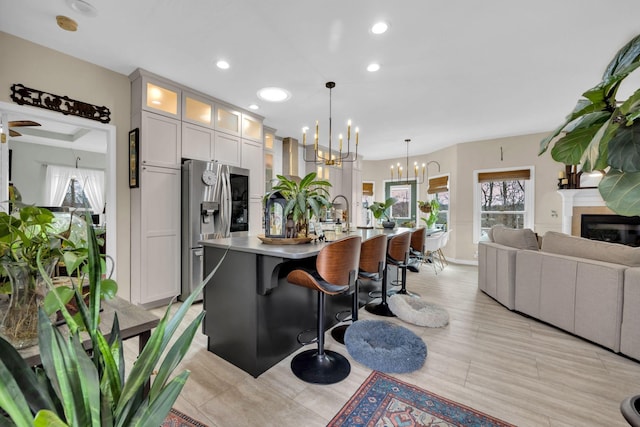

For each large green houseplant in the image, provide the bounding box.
[540,33,640,216]
[264,172,332,237]
[0,212,227,426]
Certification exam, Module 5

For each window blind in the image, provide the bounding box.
[427,176,449,194]
[477,169,530,183]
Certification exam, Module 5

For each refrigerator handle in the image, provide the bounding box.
[221,168,231,237]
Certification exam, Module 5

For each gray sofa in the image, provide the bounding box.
[478,227,640,360]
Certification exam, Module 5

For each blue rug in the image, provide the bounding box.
[344,320,427,373]
[328,371,516,427]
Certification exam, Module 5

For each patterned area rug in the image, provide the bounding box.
[163,408,208,427]
[328,371,515,427]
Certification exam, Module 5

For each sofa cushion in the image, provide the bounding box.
[491,226,539,250]
[541,231,640,267]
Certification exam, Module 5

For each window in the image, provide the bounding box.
[385,180,417,224]
[474,168,534,242]
[427,175,449,229]
[62,178,89,208]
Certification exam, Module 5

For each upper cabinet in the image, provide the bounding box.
[140,111,181,169]
[130,69,182,120]
[182,92,213,128]
[242,113,263,143]
[215,105,242,136]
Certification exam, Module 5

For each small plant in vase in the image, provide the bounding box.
[368,197,397,229]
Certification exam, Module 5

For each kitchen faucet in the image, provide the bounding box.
[331,194,350,231]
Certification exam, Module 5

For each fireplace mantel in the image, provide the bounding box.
[557,189,605,234]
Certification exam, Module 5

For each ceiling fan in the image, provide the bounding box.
[5,120,41,137]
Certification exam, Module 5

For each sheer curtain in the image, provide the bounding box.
[78,169,105,214]
[45,165,105,213]
[45,165,73,206]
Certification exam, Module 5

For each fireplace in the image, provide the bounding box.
[581,214,640,247]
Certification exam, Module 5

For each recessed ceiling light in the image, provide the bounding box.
[367,63,381,72]
[257,87,291,103]
[248,104,259,110]
[371,22,388,34]
[65,0,97,17]
[56,15,78,32]
[216,60,230,70]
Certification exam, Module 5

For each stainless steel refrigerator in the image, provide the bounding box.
[181,159,249,301]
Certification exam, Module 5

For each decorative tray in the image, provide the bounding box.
[257,234,316,245]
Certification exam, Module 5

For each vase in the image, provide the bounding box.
[0,259,57,349]
[382,221,396,229]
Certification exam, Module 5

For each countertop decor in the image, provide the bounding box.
[256,234,316,245]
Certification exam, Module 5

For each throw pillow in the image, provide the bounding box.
[492,227,539,250]
[487,224,505,242]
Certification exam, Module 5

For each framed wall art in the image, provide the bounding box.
[129,128,139,188]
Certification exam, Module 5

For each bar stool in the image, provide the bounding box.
[365,230,411,317]
[331,234,387,344]
[287,235,361,384]
[406,226,426,273]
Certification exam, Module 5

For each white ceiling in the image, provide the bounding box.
[1,0,639,160]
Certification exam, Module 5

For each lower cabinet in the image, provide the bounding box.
[131,165,181,305]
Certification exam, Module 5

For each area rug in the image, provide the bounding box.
[328,371,515,427]
[162,408,208,427]
[388,294,450,328]
[344,320,427,373]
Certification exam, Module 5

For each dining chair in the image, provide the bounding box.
[423,231,444,274]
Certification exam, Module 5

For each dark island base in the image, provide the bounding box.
[203,246,378,378]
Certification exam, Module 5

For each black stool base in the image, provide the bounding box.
[331,324,349,344]
[388,288,421,298]
[365,301,396,317]
[291,349,351,384]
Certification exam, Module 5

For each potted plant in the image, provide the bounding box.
[368,197,397,229]
[420,199,440,229]
[0,212,227,426]
[540,33,640,216]
[0,206,68,348]
[264,172,332,237]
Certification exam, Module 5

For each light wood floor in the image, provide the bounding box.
[129,263,640,427]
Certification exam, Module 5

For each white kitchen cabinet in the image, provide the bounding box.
[241,139,264,235]
[182,92,213,128]
[182,122,213,161]
[140,111,181,169]
[130,165,181,305]
[214,131,241,166]
[215,105,241,136]
[130,69,181,120]
[242,113,263,143]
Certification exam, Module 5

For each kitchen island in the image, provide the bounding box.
[201,228,410,377]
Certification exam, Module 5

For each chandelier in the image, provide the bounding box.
[390,139,440,185]
[302,82,359,166]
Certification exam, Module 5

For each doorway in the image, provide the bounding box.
[0,101,118,279]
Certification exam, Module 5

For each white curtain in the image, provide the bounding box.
[45,165,73,207]
[45,165,105,213]
[78,169,105,214]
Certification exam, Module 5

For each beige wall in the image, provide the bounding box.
[362,132,564,262]
[0,32,132,297]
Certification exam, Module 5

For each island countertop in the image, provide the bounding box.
[200,227,416,259]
